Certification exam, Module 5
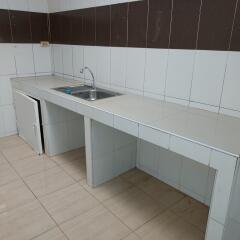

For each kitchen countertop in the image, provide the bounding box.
[11,75,240,158]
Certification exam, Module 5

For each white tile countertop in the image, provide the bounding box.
[11,75,240,158]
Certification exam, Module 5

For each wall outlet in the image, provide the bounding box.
[40,41,50,47]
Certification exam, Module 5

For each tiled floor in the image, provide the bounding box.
[0,135,209,240]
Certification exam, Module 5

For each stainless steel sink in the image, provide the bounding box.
[53,85,121,101]
[53,85,94,94]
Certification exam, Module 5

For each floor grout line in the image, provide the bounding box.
[0,138,209,239]
[1,152,71,240]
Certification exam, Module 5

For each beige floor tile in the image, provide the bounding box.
[2,144,36,162]
[51,148,85,165]
[39,183,99,224]
[0,152,7,165]
[121,169,152,185]
[0,180,35,213]
[170,197,209,231]
[60,205,130,240]
[33,227,67,240]
[82,177,133,202]
[0,163,19,186]
[136,210,205,240]
[0,135,25,150]
[0,200,56,240]
[12,154,56,178]
[123,233,141,240]
[24,166,75,197]
[138,177,185,207]
[104,187,167,230]
[60,159,86,181]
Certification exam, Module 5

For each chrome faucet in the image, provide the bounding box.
[80,66,96,90]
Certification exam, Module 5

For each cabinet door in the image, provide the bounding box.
[14,90,43,154]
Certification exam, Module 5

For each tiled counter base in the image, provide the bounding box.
[84,113,238,240]
[11,76,240,240]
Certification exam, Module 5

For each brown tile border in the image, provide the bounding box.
[0,0,239,51]
[0,9,49,44]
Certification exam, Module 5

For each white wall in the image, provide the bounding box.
[52,44,240,118]
[0,0,48,12]
[47,0,139,12]
[0,44,52,138]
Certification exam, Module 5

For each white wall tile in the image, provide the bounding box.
[73,45,84,78]
[158,149,182,187]
[165,49,195,100]
[144,49,168,96]
[1,105,17,136]
[205,219,224,240]
[8,0,29,11]
[210,151,237,225]
[70,0,96,10]
[66,118,85,149]
[180,157,209,198]
[28,0,48,12]
[114,128,136,149]
[0,109,4,137]
[14,44,35,75]
[33,44,52,74]
[110,47,127,88]
[126,48,146,92]
[169,136,211,166]
[47,0,59,12]
[91,109,114,127]
[191,50,228,106]
[221,52,240,112]
[139,125,170,149]
[139,140,159,176]
[0,0,8,9]
[96,47,110,85]
[114,143,136,176]
[53,45,63,74]
[0,76,13,105]
[114,116,139,137]
[0,44,16,76]
[48,0,140,12]
[62,45,73,76]
[84,46,97,81]
[44,123,70,155]
[92,120,114,156]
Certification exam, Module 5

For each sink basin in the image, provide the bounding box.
[53,85,121,101]
[53,85,93,94]
[73,89,119,101]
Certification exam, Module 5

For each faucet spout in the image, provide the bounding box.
[80,66,96,89]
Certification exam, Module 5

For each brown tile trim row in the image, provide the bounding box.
[0,0,239,51]
[230,0,240,51]
[0,9,49,44]
[169,0,201,50]
[49,0,240,51]
[0,9,12,43]
[197,0,238,51]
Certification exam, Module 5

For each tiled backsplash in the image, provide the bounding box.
[48,0,240,118]
[49,0,240,51]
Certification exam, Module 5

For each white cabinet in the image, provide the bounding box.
[14,90,43,154]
